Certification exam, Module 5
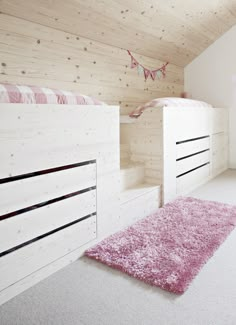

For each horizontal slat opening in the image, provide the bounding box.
[176,137,210,160]
[0,160,96,185]
[176,164,210,195]
[176,135,209,145]
[0,212,96,258]
[176,149,210,161]
[0,190,96,253]
[0,215,97,291]
[0,186,96,222]
[176,162,210,178]
[0,163,96,216]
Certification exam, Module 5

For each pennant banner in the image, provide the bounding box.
[157,70,162,79]
[137,65,144,75]
[127,50,168,81]
[131,56,138,69]
[150,70,157,81]
[144,68,150,80]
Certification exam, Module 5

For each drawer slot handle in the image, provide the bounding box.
[176,149,210,161]
[0,212,96,258]
[177,162,210,178]
[0,159,96,185]
[176,135,209,145]
[0,186,96,222]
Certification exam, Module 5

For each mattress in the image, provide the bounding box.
[129,97,212,117]
[0,83,105,105]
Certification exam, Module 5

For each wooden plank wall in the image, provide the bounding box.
[0,13,184,114]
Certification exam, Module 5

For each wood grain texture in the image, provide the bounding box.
[0,103,120,302]
[122,106,228,203]
[0,214,97,292]
[0,164,96,215]
[0,104,119,177]
[121,109,163,185]
[0,13,183,114]
[120,186,161,229]
[0,190,96,253]
[1,0,236,67]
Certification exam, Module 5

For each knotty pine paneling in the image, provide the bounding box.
[0,13,183,114]
[1,0,236,67]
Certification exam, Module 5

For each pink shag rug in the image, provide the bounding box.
[85,197,236,294]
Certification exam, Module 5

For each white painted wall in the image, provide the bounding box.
[185,25,236,168]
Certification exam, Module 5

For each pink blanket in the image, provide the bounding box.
[129,97,212,117]
[0,83,105,105]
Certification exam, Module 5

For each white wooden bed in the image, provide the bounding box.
[121,105,228,203]
[0,104,120,305]
[163,106,228,202]
[0,93,229,305]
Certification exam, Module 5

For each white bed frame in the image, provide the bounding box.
[0,102,229,305]
[121,106,228,203]
[163,106,228,202]
[0,104,120,305]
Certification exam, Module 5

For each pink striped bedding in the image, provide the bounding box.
[129,97,212,118]
[0,84,105,105]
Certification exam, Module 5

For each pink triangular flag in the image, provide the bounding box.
[161,69,166,78]
[131,56,138,69]
[150,70,157,80]
[144,68,150,80]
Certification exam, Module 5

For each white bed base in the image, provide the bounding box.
[0,104,120,305]
[0,103,229,304]
[121,106,228,203]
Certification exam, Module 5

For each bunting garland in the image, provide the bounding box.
[127,50,168,81]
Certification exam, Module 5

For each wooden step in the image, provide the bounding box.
[120,163,145,191]
[120,183,161,228]
[120,183,160,204]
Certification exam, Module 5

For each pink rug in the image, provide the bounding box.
[85,197,236,294]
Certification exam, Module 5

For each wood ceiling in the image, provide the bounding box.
[0,0,236,67]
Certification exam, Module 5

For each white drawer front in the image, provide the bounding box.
[0,163,96,216]
[0,189,96,253]
[0,214,96,291]
[176,150,210,176]
[176,137,210,159]
[177,164,210,195]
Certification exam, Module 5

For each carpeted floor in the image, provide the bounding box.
[0,170,236,325]
[86,196,236,294]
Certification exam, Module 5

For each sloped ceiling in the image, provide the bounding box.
[0,0,236,67]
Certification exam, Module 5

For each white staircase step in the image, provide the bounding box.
[120,163,145,191]
[120,183,161,228]
[120,183,160,204]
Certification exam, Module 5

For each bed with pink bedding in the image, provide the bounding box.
[129,97,212,117]
[0,83,105,105]
[0,82,120,306]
